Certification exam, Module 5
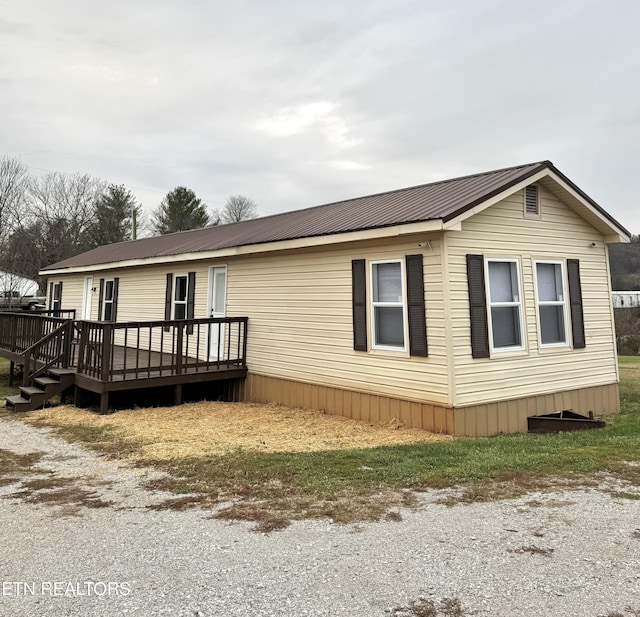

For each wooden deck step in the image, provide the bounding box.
[48,368,76,377]
[20,386,47,398]
[4,395,34,412]
[34,376,59,389]
[47,367,76,388]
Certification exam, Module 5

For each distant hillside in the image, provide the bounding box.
[609,235,640,290]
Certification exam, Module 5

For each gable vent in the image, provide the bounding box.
[525,185,539,215]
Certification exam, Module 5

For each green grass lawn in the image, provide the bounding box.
[3,356,640,530]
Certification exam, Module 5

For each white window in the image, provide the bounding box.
[52,283,62,312]
[370,260,406,350]
[535,261,568,346]
[486,259,524,351]
[172,274,188,320]
[102,280,115,321]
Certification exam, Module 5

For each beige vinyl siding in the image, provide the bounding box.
[447,185,618,407]
[54,237,450,404]
[48,274,84,314]
[228,236,450,404]
[95,264,213,356]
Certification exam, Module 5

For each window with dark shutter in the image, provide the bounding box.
[103,280,115,321]
[525,185,539,215]
[567,259,585,348]
[405,254,428,357]
[466,254,490,358]
[352,259,367,351]
[50,282,63,314]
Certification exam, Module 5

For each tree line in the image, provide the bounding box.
[0,156,258,291]
[609,235,640,290]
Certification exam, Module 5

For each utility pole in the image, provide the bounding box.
[132,206,137,240]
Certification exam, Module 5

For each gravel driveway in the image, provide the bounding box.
[1,418,639,617]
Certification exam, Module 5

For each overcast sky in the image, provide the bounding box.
[1,0,638,233]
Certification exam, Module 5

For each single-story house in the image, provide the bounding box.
[39,160,630,436]
[612,291,640,309]
[0,270,40,297]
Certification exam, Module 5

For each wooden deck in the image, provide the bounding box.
[0,312,248,413]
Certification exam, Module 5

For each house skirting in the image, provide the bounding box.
[235,373,620,437]
[236,373,454,433]
[452,382,620,436]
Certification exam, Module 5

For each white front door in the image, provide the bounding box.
[82,276,93,320]
[208,266,227,361]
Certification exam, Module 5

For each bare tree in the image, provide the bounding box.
[0,157,32,294]
[0,157,29,241]
[219,194,258,224]
[27,172,107,260]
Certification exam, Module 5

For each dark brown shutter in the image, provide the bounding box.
[98,279,104,321]
[164,273,173,332]
[186,272,196,334]
[567,259,585,349]
[112,278,119,322]
[406,254,428,357]
[48,282,54,310]
[352,259,367,351]
[466,254,490,358]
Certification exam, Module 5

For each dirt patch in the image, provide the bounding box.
[21,401,450,460]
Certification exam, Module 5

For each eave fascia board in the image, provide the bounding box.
[40,219,445,276]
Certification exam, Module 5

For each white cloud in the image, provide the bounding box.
[252,102,359,148]
[328,159,369,171]
[0,0,638,231]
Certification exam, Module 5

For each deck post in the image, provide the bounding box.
[99,392,109,414]
[101,323,113,382]
[174,384,182,405]
[22,353,31,387]
[77,321,88,374]
[242,318,248,367]
[62,320,73,368]
[175,325,184,375]
[8,361,14,387]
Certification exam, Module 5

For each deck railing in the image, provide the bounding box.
[75,317,248,382]
[0,312,76,386]
[0,312,74,356]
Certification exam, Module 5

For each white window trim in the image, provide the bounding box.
[172,273,188,320]
[102,279,115,321]
[533,259,570,349]
[369,259,408,352]
[52,282,62,312]
[485,258,526,354]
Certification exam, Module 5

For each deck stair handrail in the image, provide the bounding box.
[21,319,75,386]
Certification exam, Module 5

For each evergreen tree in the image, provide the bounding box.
[153,186,211,235]
[88,184,140,247]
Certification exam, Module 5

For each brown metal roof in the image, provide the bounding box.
[43,160,628,271]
